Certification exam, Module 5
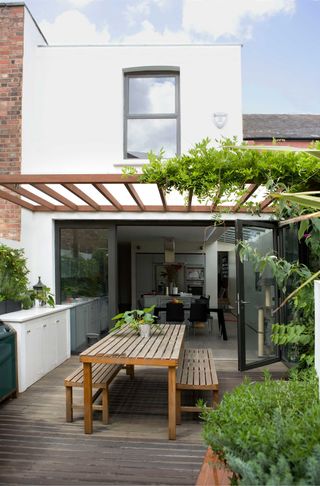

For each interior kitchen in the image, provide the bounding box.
[117,224,237,315]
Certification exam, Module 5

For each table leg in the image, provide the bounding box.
[83,362,93,434]
[168,366,176,440]
[217,309,228,341]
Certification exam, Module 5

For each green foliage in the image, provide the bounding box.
[238,241,317,367]
[0,244,29,303]
[202,371,320,485]
[111,305,157,333]
[25,287,55,308]
[139,138,320,206]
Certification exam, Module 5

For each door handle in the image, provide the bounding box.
[240,301,250,305]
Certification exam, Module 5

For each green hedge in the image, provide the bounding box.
[202,371,320,485]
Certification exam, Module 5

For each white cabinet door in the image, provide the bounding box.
[75,304,88,350]
[25,320,43,389]
[55,312,68,363]
[41,315,58,374]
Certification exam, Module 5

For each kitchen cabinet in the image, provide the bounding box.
[69,297,108,353]
[0,306,70,392]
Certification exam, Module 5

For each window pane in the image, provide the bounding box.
[60,228,108,302]
[129,77,175,114]
[127,119,176,158]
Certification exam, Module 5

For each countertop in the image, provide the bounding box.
[0,304,72,323]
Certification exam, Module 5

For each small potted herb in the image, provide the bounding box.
[111,305,157,338]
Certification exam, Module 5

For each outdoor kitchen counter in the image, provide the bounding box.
[0,305,72,392]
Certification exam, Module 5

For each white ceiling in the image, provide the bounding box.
[117,225,228,242]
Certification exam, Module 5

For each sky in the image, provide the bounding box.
[6,0,320,114]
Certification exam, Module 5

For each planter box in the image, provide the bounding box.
[0,300,21,315]
[196,448,233,486]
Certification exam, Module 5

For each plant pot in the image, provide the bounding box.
[0,300,21,315]
[6,300,21,313]
[139,324,151,338]
[0,301,6,315]
[196,448,233,486]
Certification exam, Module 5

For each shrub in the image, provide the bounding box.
[202,371,320,485]
[0,244,29,302]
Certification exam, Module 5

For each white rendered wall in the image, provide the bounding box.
[315,281,320,384]
[21,44,242,173]
[205,240,218,307]
[22,8,47,165]
[20,211,56,292]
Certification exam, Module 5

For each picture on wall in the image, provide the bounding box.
[185,267,204,281]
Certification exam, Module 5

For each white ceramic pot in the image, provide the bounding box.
[139,324,151,338]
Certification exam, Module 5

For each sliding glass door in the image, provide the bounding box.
[55,222,117,349]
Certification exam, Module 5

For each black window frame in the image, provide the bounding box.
[123,69,180,159]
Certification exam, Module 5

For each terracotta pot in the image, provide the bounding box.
[196,448,233,486]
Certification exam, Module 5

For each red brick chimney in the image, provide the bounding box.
[0,4,24,240]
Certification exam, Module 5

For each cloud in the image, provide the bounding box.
[118,20,191,44]
[125,1,151,26]
[64,0,97,8]
[182,0,295,40]
[125,0,170,26]
[39,10,110,45]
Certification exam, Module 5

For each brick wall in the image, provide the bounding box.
[0,5,24,241]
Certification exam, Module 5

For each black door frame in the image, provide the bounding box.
[235,220,282,371]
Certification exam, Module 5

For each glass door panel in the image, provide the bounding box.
[236,221,281,370]
[59,228,108,302]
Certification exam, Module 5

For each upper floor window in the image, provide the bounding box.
[124,70,180,159]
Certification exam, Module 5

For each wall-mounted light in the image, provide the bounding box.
[213,112,228,129]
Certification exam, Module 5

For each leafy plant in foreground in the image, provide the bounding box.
[202,371,320,485]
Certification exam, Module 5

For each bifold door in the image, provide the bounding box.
[236,221,281,370]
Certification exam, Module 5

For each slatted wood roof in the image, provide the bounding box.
[0,173,275,213]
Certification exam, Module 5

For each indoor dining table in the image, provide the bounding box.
[80,323,186,440]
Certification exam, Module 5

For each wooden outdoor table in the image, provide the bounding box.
[80,323,186,440]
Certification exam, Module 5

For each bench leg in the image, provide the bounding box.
[213,389,219,407]
[65,386,73,422]
[176,389,181,425]
[101,387,109,425]
[126,365,135,380]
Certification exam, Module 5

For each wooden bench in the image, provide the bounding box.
[176,348,219,424]
[64,363,126,424]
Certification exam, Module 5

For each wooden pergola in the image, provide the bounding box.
[0,173,274,214]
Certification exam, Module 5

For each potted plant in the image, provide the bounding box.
[0,244,30,314]
[199,370,320,485]
[111,305,157,338]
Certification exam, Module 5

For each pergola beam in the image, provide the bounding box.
[32,184,78,210]
[93,183,123,210]
[187,189,193,212]
[62,183,100,210]
[125,183,145,211]
[158,186,167,211]
[0,188,35,210]
[0,174,140,184]
[233,184,258,212]
[2,184,56,210]
[0,173,276,214]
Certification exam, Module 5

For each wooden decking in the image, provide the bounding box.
[0,356,287,485]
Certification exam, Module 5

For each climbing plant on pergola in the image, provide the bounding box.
[139,138,320,212]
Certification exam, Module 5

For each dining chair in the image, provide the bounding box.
[188,302,211,335]
[166,302,185,324]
